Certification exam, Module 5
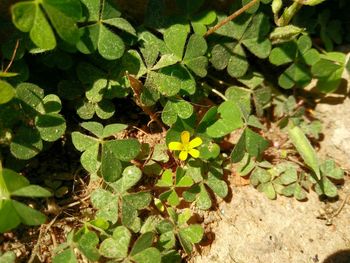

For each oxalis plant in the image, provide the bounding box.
[0,0,349,261]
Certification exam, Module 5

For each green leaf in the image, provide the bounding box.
[315,176,338,198]
[206,169,228,198]
[152,64,196,96]
[158,230,176,250]
[156,169,173,187]
[311,52,346,93]
[164,24,190,59]
[288,125,320,179]
[103,139,141,162]
[11,2,35,32]
[103,17,136,36]
[225,86,251,115]
[258,182,276,199]
[237,154,255,176]
[91,189,119,223]
[10,126,43,160]
[179,224,204,244]
[16,82,44,115]
[227,43,249,78]
[178,224,203,253]
[183,34,208,77]
[113,166,142,193]
[0,200,21,233]
[294,183,307,200]
[81,144,100,174]
[103,123,127,138]
[280,168,298,185]
[123,192,152,210]
[0,80,15,104]
[278,63,311,89]
[161,99,194,126]
[98,24,125,60]
[320,160,344,180]
[133,247,161,263]
[152,54,181,70]
[245,128,269,157]
[269,41,297,66]
[206,101,244,138]
[71,132,97,152]
[35,113,66,142]
[176,170,193,187]
[211,12,271,77]
[0,169,29,198]
[12,200,47,226]
[41,0,82,44]
[12,2,56,50]
[166,190,180,206]
[130,232,155,256]
[53,248,77,263]
[11,185,52,198]
[231,128,269,162]
[0,251,16,263]
[101,143,123,182]
[99,226,131,259]
[242,0,260,13]
[177,208,192,226]
[197,184,212,210]
[43,94,62,113]
[77,231,100,261]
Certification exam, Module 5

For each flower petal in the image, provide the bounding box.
[179,151,188,161]
[189,149,200,158]
[181,131,190,144]
[168,142,183,151]
[189,137,202,148]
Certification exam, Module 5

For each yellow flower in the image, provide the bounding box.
[168,131,203,161]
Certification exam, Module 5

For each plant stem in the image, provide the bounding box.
[201,82,228,101]
[4,39,19,73]
[205,0,260,37]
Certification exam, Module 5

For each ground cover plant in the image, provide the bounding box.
[0,0,349,261]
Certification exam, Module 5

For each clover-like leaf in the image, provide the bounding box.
[10,126,43,160]
[206,101,244,138]
[150,64,196,97]
[99,226,131,259]
[231,127,270,163]
[269,35,320,89]
[112,166,143,193]
[206,166,228,198]
[311,52,347,93]
[53,248,77,263]
[16,82,45,116]
[35,113,66,142]
[178,224,204,253]
[0,80,15,105]
[77,0,134,59]
[11,0,82,51]
[132,247,161,263]
[183,34,208,77]
[161,98,194,126]
[77,231,100,261]
[211,12,271,78]
[90,189,119,223]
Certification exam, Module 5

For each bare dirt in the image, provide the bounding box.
[192,56,350,263]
